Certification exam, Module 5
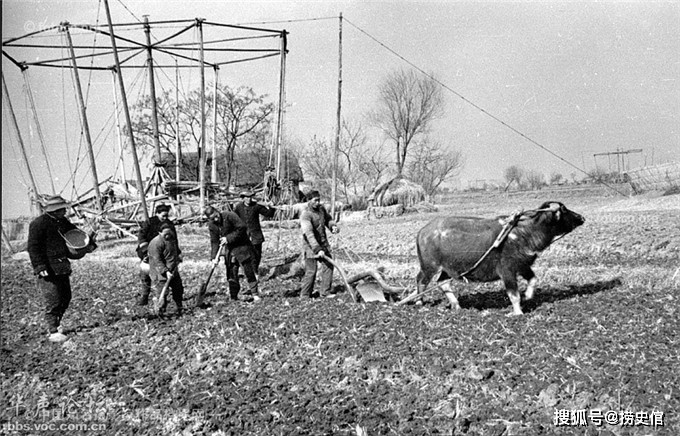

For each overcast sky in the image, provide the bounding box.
[2,0,679,218]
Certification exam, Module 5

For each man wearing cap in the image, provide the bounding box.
[299,190,339,298]
[148,222,184,316]
[27,195,96,343]
[233,191,276,275]
[136,204,179,306]
[203,206,260,303]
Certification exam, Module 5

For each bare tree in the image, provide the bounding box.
[549,171,564,185]
[504,165,525,191]
[215,85,274,187]
[130,90,205,177]
[129,85,273,183]
[371,69,444,177]
[406,139,463,197]
[299,121,390,205]
[299,136,334,197]
[525,170,547,190]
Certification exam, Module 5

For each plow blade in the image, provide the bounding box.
[355,282,387,303]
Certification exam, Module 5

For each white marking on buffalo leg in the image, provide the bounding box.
[440,281,460,310]
[525,277,538,300]
[507,290,523,316]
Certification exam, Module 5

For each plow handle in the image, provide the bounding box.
[319,253,357,302]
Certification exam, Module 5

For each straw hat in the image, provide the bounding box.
[42,195,70,213]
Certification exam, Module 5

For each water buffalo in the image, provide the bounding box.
[415,201,585,315]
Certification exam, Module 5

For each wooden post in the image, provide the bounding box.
[274,31,288,181]
[198,19,207,211]
[103,0,149,221]
[111,70,128,189]
[331,13,343,219]
[144,16,163,168]
[21,70,56,194]
[175,60,181,184]
[2,72,40,212]
[63,23,102,212]
[211,66,219,183]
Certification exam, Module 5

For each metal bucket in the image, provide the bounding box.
[61,229,90,256]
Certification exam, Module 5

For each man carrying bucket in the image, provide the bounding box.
[27,195,96,343]
[136,204,179,306]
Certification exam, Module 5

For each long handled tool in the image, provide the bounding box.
[195,240,227,307]
[319,253,356,302]
[155,270,176,314]
[396,278,454,306]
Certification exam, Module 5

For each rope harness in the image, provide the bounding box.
[459,205,562,280]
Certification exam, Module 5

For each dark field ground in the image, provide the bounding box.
[1,189,678,435]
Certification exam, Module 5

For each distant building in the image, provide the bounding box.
[159,148,304,191]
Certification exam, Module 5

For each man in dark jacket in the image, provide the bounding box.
[136,204,179,306]
[148,223,184,316]
[27,195,96,342]
[300,190,339,298]
[233,190,276,274]
[204,206,260,302]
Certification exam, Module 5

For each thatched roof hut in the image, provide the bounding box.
[369,177,425,208]
[160,148,303,187]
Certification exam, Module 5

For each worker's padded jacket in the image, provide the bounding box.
[207,211,254,263]
[233,201,276,245]
[136,217,179,260]
[148,234,181,282]
[27,213,85,276]
[300,203,336,257]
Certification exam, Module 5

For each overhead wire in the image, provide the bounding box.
[343,16,627,197]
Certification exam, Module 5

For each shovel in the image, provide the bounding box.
[155,270,176,315]
[195,240,227,307]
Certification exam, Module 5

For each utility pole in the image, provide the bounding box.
[274,30,288,181]
[593,149,643,173]
[211,66,219,183]
[175,60,181,184]
[197,19,207,211]
[331,13,343,220]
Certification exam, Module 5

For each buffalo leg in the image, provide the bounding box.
[416,268,436,294]
[502,275,523,316]
[520,268,537,300]
[440,280,460,310]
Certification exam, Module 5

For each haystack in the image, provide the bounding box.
[369,177,425,208]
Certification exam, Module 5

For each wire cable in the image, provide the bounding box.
[343,16,627,196]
